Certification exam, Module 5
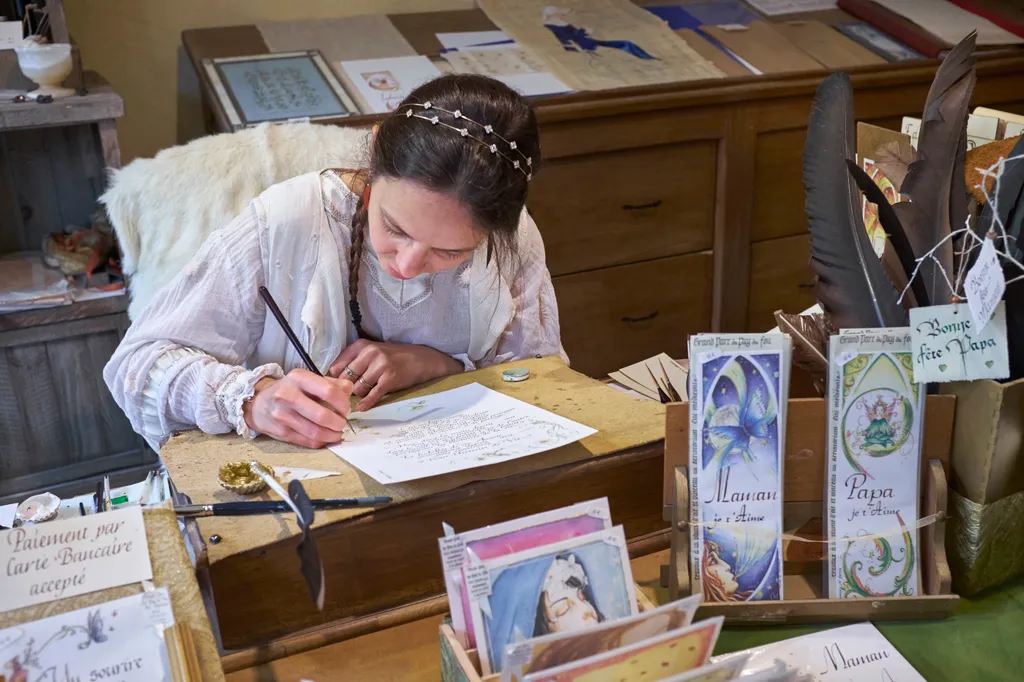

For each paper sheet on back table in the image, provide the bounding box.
[328,383,596,483]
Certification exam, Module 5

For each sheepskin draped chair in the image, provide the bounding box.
[101,122,370,320]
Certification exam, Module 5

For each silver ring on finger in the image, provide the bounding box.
[344,367,360,380]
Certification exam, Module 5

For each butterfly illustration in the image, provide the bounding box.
[703,357,778,476]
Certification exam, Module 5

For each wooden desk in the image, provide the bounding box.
[181,13,1024,377]
[159,357,668,651]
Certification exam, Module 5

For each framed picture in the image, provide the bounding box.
[202,50,358,129]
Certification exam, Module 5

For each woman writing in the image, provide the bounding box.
[104,75,565,451]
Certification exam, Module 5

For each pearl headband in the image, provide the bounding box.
[397,101,533,181]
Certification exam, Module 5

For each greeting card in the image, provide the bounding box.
[826,329,924,598]
[688,334,791,603]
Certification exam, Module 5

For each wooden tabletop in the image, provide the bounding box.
[161,356,665,564]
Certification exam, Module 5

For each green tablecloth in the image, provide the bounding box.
[713,579,1024,680]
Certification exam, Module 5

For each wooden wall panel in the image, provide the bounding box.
[531,141,717,276]
[747,234,816,332]
[554,252,713,377]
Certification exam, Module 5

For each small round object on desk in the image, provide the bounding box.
[16,492,61,524]
[217,461,269,494]
[501,368,531,383]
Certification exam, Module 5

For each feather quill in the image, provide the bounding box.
[846,159,929,307]
[774,310,832,395]
[899,32,977,305]
[804,72,907,330]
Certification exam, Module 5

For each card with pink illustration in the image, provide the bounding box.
[439,498,612,647]
[522,616,724,682]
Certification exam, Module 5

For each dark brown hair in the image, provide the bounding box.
[347,74,541,338]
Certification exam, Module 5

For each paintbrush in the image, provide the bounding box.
[258,285,356,435]
[174,497,392,517]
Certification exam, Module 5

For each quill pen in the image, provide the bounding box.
[899,32,977,305]
[804,72,907,330]
[774,310,833,395]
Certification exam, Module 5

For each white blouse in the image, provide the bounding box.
[104,171,565,450]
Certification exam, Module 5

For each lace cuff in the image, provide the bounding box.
[216,364,285,439]
[451,353,475,372]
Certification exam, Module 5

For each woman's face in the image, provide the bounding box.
[366,177,484,280]
[707,553,739,595]
[542,588,599,632]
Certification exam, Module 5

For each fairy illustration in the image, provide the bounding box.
[702,355,779,478]
[3,609,108,681]
[542,6,657,61]
[861,395,901,451]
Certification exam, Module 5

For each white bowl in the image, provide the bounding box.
[14,43,74,99]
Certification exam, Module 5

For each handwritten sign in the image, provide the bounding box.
[910,303,1010,382]
[1,506,152,613]
[0,589,175,682]
[964,237,1005,332]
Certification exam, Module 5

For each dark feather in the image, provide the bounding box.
[873,139,917,191]
[972,136,1024,265]
[881,244,917,310]
[846,159,929,307]
[804,72,907,330]
[899,32,977,305]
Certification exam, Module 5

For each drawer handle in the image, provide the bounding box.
[621,200,663,211]
[798,283,815,289]
[621,311,659,323]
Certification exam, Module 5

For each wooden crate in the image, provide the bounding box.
[439,588,657,682]
[661,397,959,623]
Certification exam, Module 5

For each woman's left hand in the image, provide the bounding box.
[328,339,465,410]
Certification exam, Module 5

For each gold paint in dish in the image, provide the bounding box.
[217,461,269,495]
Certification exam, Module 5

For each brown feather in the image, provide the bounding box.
[881,243,917,310]
[899,32,977,305]
[774,310,836,396]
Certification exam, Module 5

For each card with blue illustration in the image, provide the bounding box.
[826,329,924,599]
[687,334,791,603]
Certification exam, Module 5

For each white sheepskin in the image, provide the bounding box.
[101,122,370,319]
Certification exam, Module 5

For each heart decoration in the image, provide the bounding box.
[938,364,948,372]
[986,360,995,368]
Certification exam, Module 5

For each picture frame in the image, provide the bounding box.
[202,50,358,130]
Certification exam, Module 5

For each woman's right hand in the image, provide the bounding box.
[242,369,354,449]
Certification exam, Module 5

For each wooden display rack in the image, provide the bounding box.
[439,588,657,682]
[661,396,960,623]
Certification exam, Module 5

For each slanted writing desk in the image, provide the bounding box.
[158,356,668,655]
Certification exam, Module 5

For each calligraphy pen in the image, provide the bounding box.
[258,285,356,435]
[175,497,392,517]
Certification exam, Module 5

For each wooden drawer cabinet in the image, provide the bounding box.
[529,141,716,276]
[184,22,1024,378]
[746,234,816,332]
[0,298,152,498]
[554,252,713,377]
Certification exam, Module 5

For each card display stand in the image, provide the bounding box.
[439,587,657,682]
[660,396,960,624]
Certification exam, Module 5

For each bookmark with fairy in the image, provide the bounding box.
[688,334,791,603]
[826,329,924,599]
